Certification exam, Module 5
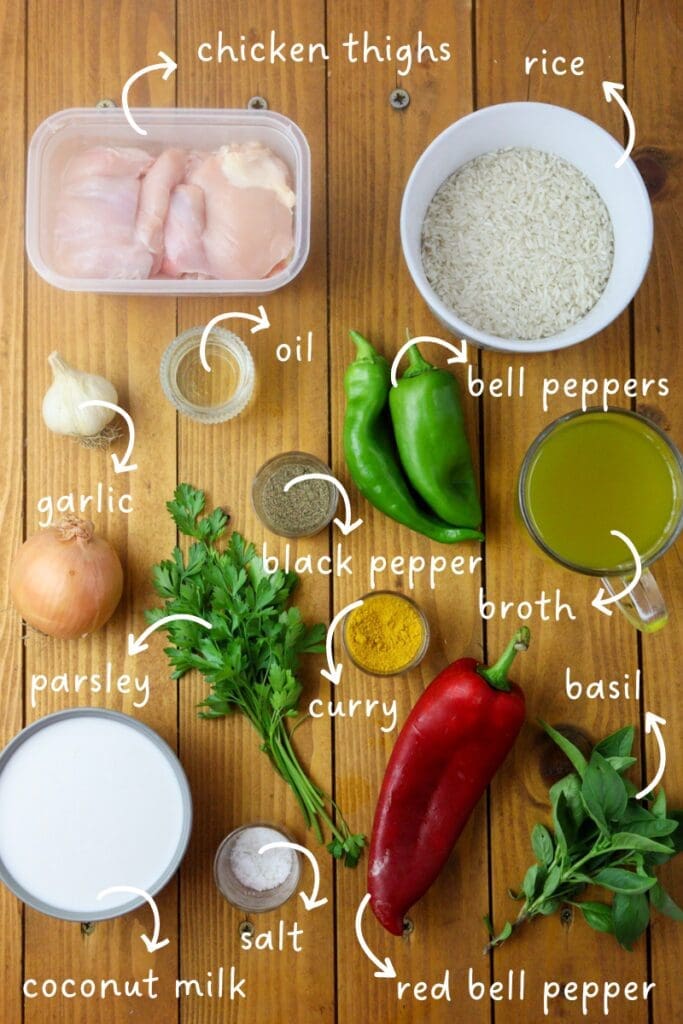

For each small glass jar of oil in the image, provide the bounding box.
[160,326,255,423]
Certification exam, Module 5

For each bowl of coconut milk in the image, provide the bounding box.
[0,708,192,921]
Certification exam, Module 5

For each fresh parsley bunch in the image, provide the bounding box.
[147,484,365,867]
[486,721,682,951]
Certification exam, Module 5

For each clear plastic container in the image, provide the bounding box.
[26,107,311,295]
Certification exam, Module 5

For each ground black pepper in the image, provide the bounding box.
[256,455,336,536]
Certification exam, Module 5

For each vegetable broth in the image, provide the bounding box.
[522,411,682,572]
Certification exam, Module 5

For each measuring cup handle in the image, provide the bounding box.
[601,569,668,633]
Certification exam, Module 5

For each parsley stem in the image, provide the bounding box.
[151,485,365,866]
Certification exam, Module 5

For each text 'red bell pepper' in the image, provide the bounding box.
[368,627,529,935]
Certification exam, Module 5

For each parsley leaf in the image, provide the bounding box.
[148,483,363,865]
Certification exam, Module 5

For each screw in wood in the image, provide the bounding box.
[95,98,117,109]
[247,96,269,110]
[80,921,96,936]
[389,88,410,110]
[239,920,255,940]
[402,916,415,935]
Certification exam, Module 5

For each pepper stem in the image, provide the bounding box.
[403,343,434,377]
[349,330,379,362]
[477,627,531,692]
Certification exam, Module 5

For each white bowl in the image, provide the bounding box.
[400,102,653,354]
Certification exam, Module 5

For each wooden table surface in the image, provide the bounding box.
[1,1,681,1021]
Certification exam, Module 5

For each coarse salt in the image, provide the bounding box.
[229,826,295,892]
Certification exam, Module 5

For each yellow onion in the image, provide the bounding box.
[10,515,123,639]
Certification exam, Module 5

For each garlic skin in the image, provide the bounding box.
[42,351,118,437]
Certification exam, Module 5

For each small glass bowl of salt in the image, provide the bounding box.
[214,823,301,913]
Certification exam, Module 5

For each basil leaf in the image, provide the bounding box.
[617,817,679,838]
[522,864,546,900]
[550,774,586,856]
[651,789,667,819]
[531,824,555,867]
[593,868,657,894]
[542,864,563,899]
[612,891,650,950]
[606,756,638,774]
[577,901,615,934]
[650,881,683,921]
[595,726,635,760]
[537,899,561,916]
[542,721,588,778]
[494,921,513,945]
[670,811,683,854]
[610,832,674,856]
[581,751,628,833]
[551,793,572,857]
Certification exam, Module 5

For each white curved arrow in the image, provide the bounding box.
[96,886,169,952]
[591,531,642,616]
[355,893,396,979]
[258,841,328,911]
[128,614,212,656]
[79,400,137,473]
[636,712,667,800]
[121,52,177,136]
[602,81,636,169]
[390,335,468,387]
[200,306,270,372]
[321,600,363,685]
[284,473,363,536]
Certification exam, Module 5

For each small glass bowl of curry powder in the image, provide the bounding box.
[343,591,429,676]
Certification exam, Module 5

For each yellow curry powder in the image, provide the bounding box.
[344,593,425,674]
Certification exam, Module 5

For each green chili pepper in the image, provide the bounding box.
[389,345,482,528]
[343,331,484,545]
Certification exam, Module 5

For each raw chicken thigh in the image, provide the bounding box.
[136,148,188,275]
[162,184,209,278]
[54,146,155,279]
[52,140,295,281]
[187,145,294,280]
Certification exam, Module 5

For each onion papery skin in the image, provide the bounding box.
[10,516,123,639]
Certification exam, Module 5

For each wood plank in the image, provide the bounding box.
[624,2,683,1021]
[24,2,178,1022]
[327,3,489,1021]
[175,3,334,1022]
[0,0,26,1021]
[476,2,648,1020]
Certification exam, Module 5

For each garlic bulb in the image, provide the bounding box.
[42,352,118,438]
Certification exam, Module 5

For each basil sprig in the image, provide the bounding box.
[486,722,683,952]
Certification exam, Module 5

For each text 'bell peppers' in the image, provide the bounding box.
[368,628,529,935]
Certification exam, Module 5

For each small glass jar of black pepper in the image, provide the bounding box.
[251,452,339,538]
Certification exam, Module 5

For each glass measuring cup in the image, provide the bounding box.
[518,408,683,632]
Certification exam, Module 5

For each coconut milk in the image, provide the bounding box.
[0,715,187,916]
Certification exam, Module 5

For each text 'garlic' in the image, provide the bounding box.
[42,352,118,438]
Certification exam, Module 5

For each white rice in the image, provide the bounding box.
[421,147,614,341]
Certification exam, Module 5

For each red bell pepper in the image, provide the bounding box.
[368,627,529,935]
